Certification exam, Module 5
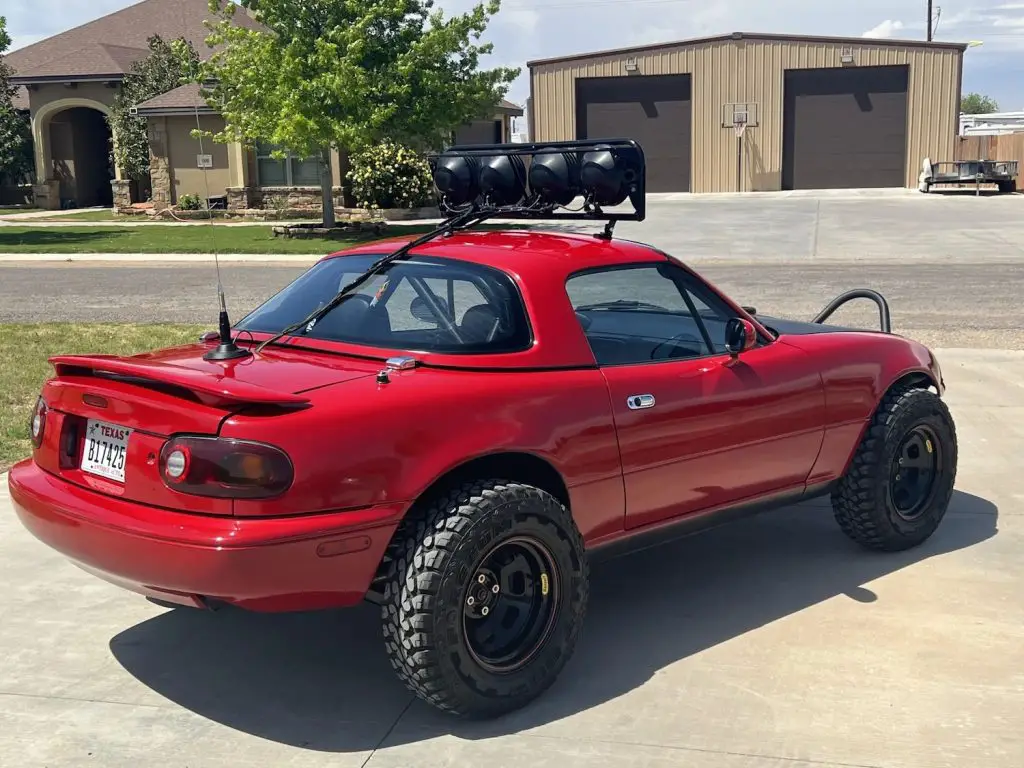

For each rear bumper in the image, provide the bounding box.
[7,460,402,612]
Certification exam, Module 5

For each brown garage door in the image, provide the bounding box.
[782,65,909,190]
[575,74,691,192]
[454,119,502,146]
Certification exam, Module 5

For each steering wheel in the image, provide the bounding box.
[649,333,705,360]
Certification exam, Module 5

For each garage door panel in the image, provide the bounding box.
[783,65,909,190]
[576,74,691,193]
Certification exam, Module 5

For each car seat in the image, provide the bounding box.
[460,304,503,344]
[310,294,392,340]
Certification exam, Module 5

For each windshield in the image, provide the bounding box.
[235,254,532,354]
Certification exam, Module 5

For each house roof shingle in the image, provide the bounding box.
[11,86,30,111]
[497,99,524,116]
[134,82,213,114]
[4,0,265,82]
[135,85,526,120]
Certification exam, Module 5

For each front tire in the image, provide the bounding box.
[380,480,589,718]
[832,386,957,551]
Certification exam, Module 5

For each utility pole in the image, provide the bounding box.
[927,0,933,41]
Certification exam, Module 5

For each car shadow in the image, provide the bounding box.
[0,229,118,249]
[109,490,997,753]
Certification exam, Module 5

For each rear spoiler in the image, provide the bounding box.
[49,355,311,408]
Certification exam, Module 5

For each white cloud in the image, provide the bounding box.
[862,20,904,38]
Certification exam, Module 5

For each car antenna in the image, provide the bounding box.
[192,94,250,362]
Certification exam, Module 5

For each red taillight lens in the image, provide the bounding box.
[30,397,47,449]
[159,437,293,499]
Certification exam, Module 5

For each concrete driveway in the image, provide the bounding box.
[1,346,1022,768]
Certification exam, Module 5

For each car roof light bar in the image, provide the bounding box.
[428,138,647,230]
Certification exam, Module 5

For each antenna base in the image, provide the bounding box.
[203,342,252,362]
[203,309,252,361]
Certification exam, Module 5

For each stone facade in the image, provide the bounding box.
[147,119,172,209]
[111,180,133,210]
[252,186,345,211]
[226,186,257,210]
[31,180,61,210]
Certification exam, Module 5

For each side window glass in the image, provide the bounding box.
[565,265,712,366]
[680,285,731,354]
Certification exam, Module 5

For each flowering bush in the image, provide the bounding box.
[347,140,434,209]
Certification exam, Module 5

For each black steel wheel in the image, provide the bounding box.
[462,536,560,674]
[888,425,941,521]
[380,479,589,719]
[832,385,957,551]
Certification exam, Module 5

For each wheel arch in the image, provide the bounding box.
[365,450,572,603]
[409,450,572,512]
[885,368,941,398]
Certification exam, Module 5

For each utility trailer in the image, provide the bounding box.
[918,158,1018,194]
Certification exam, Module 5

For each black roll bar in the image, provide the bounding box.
[812,289,892,334]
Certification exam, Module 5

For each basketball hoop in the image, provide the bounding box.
[733,110,748,138]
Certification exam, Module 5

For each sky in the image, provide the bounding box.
[5,0,1024,125]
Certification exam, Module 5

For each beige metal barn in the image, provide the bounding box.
[527,32,967,193]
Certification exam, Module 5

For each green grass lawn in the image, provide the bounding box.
[0,224,390,254]
[0,323,205,471]
[0,222,533,254]
[23,209,123,222]
[0,207,42,216]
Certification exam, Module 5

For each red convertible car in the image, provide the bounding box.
[9,139,957,720]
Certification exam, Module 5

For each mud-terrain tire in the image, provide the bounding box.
[380,479,589,719]
[832,385,957,552]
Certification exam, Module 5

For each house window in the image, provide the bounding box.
[255,142,322,187]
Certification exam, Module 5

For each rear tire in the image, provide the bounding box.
[832,386,957,552]
[380,479,589,719]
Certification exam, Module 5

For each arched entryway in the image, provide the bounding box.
[33,99,117,208]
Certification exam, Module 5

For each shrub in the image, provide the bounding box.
[347,140,433,209]
[177,193,203,210]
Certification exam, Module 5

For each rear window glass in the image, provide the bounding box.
[235,254,532,354]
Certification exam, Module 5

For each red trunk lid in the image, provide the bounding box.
[34,343,379,514]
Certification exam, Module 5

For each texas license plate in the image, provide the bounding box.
[81,419,132,483]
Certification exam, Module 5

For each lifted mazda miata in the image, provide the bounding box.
[9,139,957,719]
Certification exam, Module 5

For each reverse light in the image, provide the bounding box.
[159,436,293,499]
[164,448,190,480]
[30,397,47,449]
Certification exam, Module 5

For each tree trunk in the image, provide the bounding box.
[320,148,336,228]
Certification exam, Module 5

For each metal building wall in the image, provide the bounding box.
[529,37,963,192]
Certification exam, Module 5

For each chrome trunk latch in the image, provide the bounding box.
[377,356,419,384]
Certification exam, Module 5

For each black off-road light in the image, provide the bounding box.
[527,149,582,206]
[479,154,528,206]
[581,147,638,207]
[433,154,481,207]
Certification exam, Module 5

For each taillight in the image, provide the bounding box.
[159,436,293,499]
[30,397,47,449]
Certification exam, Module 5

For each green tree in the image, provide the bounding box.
[201,0,519,227]
[0,16,34,188]
[961,92,999,114]
[109,35,201,181]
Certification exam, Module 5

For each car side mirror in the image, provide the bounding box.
[725,317,757,357]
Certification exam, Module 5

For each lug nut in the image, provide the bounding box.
[481,606,489,616]
[477,574,487,584]
[491,584,500,593]
[467,596,475,606]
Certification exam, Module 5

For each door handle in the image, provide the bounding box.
[627,394,656,410]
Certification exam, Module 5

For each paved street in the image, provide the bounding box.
[3,189,1024,350]
[2,348,1022,767]
[2,259,1020,351]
